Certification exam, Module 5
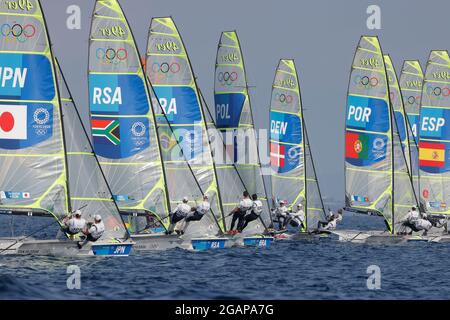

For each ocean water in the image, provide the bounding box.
[1,213,450,300]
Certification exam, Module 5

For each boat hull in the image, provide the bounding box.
[191,238,229,250]
[330,230,450,244]
[0,238,133,256]
[131,234,185,252]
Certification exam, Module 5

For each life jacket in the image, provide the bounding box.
[252,200,263,216]
[197,201,210,215]
[239,198,253,212]
[89,221,105,240]
[67,218,86,234]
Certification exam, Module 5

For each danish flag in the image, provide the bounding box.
[270,143,285,168]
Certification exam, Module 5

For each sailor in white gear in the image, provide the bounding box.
[238,194,263,232]
[180,195,211,233]
[167,196,191,235]
[321,216,337,230]
[78,214,105,249]
[287,203,305,229]
[275,200,289,230]
[229,191,253,233]
[398,206,433,235]
[63,210,87,236]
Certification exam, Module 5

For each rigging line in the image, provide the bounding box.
[0,219,58,254]
[146,77,223,235]
[198,88,270,232]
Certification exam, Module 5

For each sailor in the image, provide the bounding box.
[167,196,191,235]
[327,207,335,220]
[228,191,253,234]
[336,209,344,222]
[287,203,306,230]
[180,195,211,233]
[62,210,87,237]
[238,194,263,232]
[398,206,421,234]
[275,200,289,230]
[77,215,105,249]
[415,212,433,236]
[319,214,338,231]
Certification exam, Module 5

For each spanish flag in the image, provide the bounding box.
[419,142,446,168]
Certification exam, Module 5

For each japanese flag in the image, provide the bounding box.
[0,105,27,140]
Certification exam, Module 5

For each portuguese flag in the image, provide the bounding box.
[419,142,445,168]
[346,132,369,159]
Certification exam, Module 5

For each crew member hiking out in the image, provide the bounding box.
[238,194,263,232]
[166,196,191,235]
[228,191,253,235]
[180,195,211,233]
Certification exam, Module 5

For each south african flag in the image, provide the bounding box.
[92,119,120,145]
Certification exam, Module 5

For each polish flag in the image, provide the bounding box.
[0,105,27,140]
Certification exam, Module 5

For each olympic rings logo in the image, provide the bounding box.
[131,122,146,137]
[217,71,238,86]
[353,75,379,88]
[96,47,128,64]
[151,62,180,75]
[274,93,293,104]
[1,23,36,43]
[426,85,450,99]
[406,95,421,105]
[33,108,50,125]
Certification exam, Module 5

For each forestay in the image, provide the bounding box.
[146,17,225,236]
[88,0,170,233]
[419,51,450,215]
[269,59,326,231]
[214,31,271,231]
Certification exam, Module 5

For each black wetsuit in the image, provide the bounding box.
[230,210,246,231]
[185,211,204,222]
[238,212,259,231]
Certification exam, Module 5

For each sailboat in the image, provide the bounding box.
[88,2,226,251]
[0,0,132,256]
[337,36,420,243]
[269,59,328,238]
[213,31,274,246]
[198,89,273,248]
[417,50,450,241]
[399,60,423,199]
[146,17,230,250]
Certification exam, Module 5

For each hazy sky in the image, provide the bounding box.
[42,0,450,204]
